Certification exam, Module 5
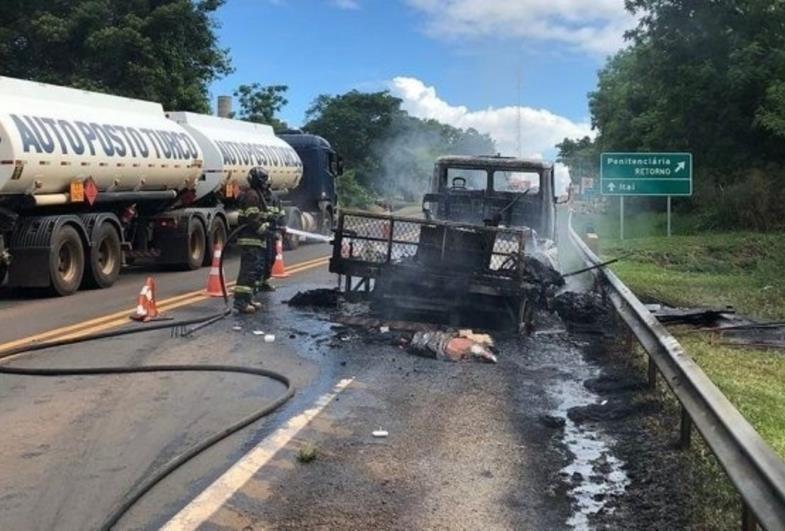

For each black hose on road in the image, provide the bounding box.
[0,224,296,530]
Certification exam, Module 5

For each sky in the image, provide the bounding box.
[209,0,637,163]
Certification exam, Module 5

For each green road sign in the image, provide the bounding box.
[601,152,692,196]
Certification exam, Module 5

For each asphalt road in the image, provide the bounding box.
[0,233,684,530]
[0,243,331,345]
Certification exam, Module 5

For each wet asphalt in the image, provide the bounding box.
[0,226,688,530]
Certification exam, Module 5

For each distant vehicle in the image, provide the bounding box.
[422,155,560,243]
[0,76,341,295]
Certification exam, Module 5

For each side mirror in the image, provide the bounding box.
[422,193,440,220]
[336,155,344,176]
[554,184,573,204]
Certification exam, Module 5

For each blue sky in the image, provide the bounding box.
[209,0,635,159]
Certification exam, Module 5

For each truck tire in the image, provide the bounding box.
[204,217,228,266]
[185,217,206,270]
[284,209,302,251]
[84,223,122,289]
[49,225,85,296]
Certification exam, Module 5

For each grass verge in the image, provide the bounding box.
[574,209,785,527]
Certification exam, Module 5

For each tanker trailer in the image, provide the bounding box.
[167,113,341,250]
[0,76,223,295]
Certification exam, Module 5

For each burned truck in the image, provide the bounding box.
[328,156,564,331]
[423,155,558,243]
[330,210,537,331]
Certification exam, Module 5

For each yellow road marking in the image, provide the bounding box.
[0,256,330,351]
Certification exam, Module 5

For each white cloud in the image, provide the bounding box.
[405,0,635,55]
[390,76,593,193]
[331,0,360,9]
[390,76,592,158]
[268,0,360,9]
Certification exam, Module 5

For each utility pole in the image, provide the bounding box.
[516,67,522,158]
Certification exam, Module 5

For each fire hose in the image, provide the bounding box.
[0,224,296,530]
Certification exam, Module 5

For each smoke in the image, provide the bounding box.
[371,115,496,201]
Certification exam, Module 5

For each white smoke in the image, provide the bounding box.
[389,76,593,194]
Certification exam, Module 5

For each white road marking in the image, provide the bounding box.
[161,378,355,530]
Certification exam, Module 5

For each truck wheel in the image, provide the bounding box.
[284,209,302,251]
[49,225,85,296]
[204,217,228,266]
[84,223,122,289]
[185,218,206,270]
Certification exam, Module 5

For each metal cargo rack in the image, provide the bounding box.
[329,209,534,329]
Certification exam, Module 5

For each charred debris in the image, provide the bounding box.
[288,156,614,362]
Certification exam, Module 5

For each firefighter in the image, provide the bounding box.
[254,179,286,294]
[233,167,271,314]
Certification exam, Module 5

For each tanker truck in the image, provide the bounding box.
[0,76,340,295]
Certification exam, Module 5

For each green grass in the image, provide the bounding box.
[577,211,785,320]
[575,209,785,456]
[681,338,785,458]
[297,442,318,463]
[574,209,785,527]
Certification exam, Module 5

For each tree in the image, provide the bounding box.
[304,90,406,177]
[590,0,785,171]
[0,0,232,113]
[233,83,289,131]
[556,136,599,184]
[566,0,785,229]
[304,89,495,200]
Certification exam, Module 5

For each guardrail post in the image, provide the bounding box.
[680,405,692,449]
[741,503,758,531]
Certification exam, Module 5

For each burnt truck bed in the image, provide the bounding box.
[329,210,534,330]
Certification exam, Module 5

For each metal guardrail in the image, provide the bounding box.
[567,211,785,531]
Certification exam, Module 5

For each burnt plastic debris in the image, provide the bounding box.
[553,291,608,325]
[523,255,565,290]
[406,330,498,363]
[287,288,341,308]
[538,414,566,429]
[646,304,736,327]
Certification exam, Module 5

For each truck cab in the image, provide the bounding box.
[422,156,558,242]
[277,131,342,234]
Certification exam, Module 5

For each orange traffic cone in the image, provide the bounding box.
[271,238,290,279]
[204,244,225,297]
[130,277,159,322]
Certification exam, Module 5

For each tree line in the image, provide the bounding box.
[0,0,493,207]
[558,0,785,231]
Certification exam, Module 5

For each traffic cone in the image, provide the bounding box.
[271,238,290,279]
[204,244,225,297]
[130,277,159,322]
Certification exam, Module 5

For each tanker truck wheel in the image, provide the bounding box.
[84,223,122,289]
[203,217,228,267]
[185,218,206,270]
[49,225,85,296]
[284,209,302,251]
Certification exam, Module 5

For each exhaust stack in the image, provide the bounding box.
[217,95,232,118]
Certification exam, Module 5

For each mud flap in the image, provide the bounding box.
[7,215,87,288]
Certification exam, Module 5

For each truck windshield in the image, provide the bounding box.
[446,168,487,190]
[492,171,541,194]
